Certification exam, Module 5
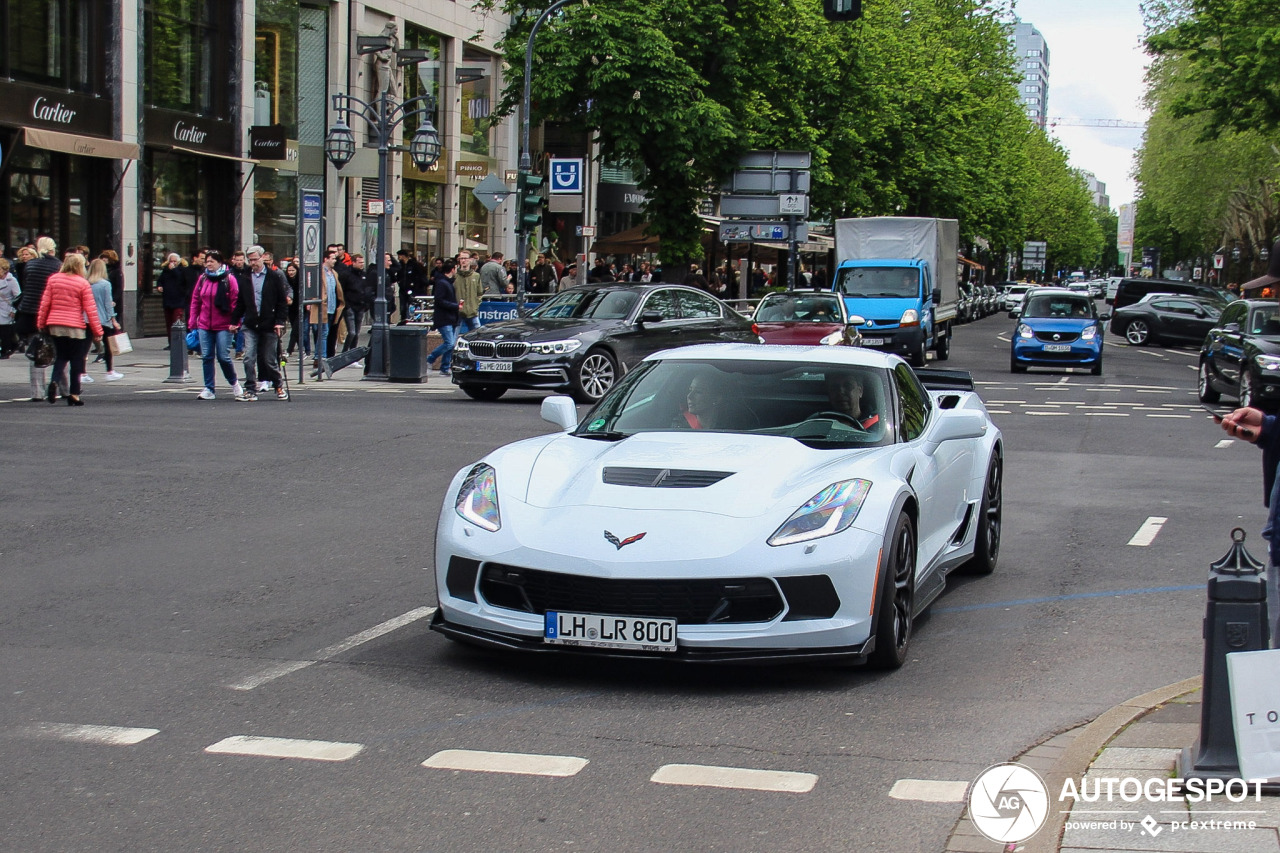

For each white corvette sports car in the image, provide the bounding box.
[431,345,1003,668]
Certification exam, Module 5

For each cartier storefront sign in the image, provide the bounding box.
[144,107,236,155]
[0,80,114,137]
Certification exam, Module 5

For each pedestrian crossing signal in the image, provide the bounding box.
[823,0,861,21]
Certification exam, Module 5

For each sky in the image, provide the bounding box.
[1011,0,1150,209]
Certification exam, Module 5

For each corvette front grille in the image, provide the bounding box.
[479,565,783,624]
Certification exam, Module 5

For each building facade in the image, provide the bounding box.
[1012,22,1049,128]
[0,0,516,336]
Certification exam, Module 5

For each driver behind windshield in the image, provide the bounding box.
[825,371,881,430]
[673,374,725,430]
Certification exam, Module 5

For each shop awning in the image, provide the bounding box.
[959,256,985,270]
[23,127,139,160]
[590,222,663,255]
[170,145,258,165]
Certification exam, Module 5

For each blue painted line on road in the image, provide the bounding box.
[935,584,1201,614]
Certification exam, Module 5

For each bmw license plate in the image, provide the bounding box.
[476,360,513,372]
[1043,344,1071,353]
[861,338,886,346]
[544,611,677,652]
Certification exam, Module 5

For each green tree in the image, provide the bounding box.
[1019,127,1103,274]
[483,0,1032,262]
[1145,0,1280,137]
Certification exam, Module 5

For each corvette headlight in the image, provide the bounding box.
[455,463,500,531]
[454,338,470,354]
[768,480,872,546]
[900,309,919,327]
[530,339,582,355]
[1017,324,1033,339]
[1255,355,1280,372]
[1080,325,1097,341]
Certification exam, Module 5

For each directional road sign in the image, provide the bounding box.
[736,150,812,170]
[719,221,809,243]
[721,170,811,194]
[778,193,809,216]
[549,158,584,194]
[472,174,512,212]
[720,195,787,217]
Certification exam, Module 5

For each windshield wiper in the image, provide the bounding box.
[575,430,631,442]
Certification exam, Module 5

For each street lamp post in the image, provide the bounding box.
[325,89,440,380]
[515,0,579,311]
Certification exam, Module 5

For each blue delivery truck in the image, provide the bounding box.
[831,217,960,366]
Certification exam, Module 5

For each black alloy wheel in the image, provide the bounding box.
[1124,319,1151,345]
[1010,354,1026,373]
[934,330,951,361]
[572,349,618,404]
[1091,358,1103,376]
[1239,371,1255,408]
[868,511,916,669]
[1198,360,1221,404]
[961,453,1002,575]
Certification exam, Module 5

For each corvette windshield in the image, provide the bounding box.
[834,267,919,299]
[530,288,640,321]
[575,359,896,448]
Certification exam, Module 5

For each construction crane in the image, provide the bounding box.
[1046,117,1145,129]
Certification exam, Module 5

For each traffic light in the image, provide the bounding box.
[517,171,544,232]
[823,0,861,21]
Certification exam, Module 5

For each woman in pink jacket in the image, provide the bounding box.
[188,250,244,401]
[37,253,103,406]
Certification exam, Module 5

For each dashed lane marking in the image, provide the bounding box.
[227,606,435,690]
[651,764,817,793]
[1025,411,1070,416]
[1147,414,1191,419]
[423,749,589,777]
[889,779,969,803]
[1216,439,1234,448]
[16,723,159,746]
[1128,517,1168,547]
[1085,412,1130,417]
[205,735,363,762]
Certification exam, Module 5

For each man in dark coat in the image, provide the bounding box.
[340,254,369,352]
[232,245,290,400]
[14,236,61,339]
[426,258,459,375]
[395,249,426,324]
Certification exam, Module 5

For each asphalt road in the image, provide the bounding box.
[0,314,1263,852]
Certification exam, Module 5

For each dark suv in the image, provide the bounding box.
[1111,278,1230,312]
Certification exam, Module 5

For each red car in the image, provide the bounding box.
[751,290,864,346]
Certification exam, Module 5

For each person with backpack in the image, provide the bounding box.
[188,250,246,401]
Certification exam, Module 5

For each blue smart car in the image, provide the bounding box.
[1010,288,1110,375]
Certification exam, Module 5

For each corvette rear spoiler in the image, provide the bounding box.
[914,367,975,392]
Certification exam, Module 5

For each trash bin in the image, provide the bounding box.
[387,325,431,382]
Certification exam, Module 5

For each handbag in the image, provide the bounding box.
[25,334,54,367]
[186,329,200,350]
[107,331,133,355]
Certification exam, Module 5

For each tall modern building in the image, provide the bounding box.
[1013,22,1050,128]
[1079,171,1110,210]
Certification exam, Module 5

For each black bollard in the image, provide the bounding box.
[1178,528,1270,781]
[164,317,192,384]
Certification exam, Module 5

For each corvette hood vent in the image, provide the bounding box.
[602,467,734,488]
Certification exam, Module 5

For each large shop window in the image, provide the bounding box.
[402,24,443,141]
[399,180,443,264]
[144,0,234,117]
[459,191,491,254]
[3,0,99,92]
[459,48,495,157]
[254,0,299,135]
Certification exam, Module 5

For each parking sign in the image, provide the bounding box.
[549,158,584,194]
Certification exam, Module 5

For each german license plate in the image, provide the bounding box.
[862,338,886,346]
[1043,344,1071,353]
[544,611,677,652]
[476,360,513,372]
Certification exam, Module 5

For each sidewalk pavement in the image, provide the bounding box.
[946,676,1280,853]
[1,331,446,400]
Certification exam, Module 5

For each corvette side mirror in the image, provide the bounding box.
[541,395,578,432]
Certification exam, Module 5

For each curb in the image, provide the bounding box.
[946,676,1202,853]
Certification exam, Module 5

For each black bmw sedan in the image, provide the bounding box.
[1199,298,1280,411]
[451,284,759,402]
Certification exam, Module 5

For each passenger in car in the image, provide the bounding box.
[673,375,725,429]
[825,371,880,430]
